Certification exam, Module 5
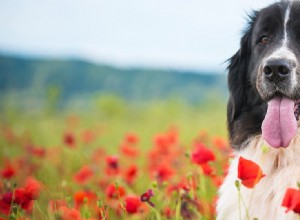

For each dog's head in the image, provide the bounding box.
[228,1,300,149]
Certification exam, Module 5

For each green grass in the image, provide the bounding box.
[0,98,228,220]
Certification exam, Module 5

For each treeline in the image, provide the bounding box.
[0,54,228,109]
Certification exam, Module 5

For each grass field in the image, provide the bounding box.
[0,98,230,220]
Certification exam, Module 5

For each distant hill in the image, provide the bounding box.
[0,54,228,108]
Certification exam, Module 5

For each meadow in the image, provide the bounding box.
[0,97,230,220]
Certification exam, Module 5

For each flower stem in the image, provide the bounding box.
[175,197,182,220]
[238,192,242,220]
[235,180,250,220]
[239,192,250,220]
[151,206,161,220]
[235,180,242,220]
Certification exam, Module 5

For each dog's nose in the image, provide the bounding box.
[263,59,295,81]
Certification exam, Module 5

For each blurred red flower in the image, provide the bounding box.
[120,144,139,157]
[16,189,34,210]
[125,133,139,145]
[282,188,300,214]
[105,184,126,199]
[73,165,94,184]
[124,165,138,184]
[0,177,42,215]
[125,195,142,214]
[154,134,170,150]
[238,157,265,188]
[74,190,97,208]
[106,156,119,175]
[153,164,175,182]
[200,163,213,176]
[59,206,82,220]
[26,145,46,158]
[191,143,215,165]
[166,177,195,195]
[1,188,32,211]
[0,200,10,215]
[141,189,155,207]
[64,132,76,147]
[153,128,178,151]
[1,163,15,179]
[24,177,42,200]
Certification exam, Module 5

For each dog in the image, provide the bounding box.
[217,1,300,219]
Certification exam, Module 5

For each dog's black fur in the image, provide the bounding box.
[227,1,300,149]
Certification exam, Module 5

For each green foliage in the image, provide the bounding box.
[0,54,228,112]
[97,94,126,118]
[46,86,61,114]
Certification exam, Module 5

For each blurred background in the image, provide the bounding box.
[0,1,277,219]
[0,0,274,137]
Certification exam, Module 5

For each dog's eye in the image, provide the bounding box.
[259,35,269,44]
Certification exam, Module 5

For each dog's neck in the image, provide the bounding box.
[237,130,300,173]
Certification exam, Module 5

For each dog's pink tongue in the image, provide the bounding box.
[262,97,297,148]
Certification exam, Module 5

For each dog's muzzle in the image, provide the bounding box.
[262,58,296,83]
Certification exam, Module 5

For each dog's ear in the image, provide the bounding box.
[227,28,252,140]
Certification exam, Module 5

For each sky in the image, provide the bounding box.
[0,0,275,71]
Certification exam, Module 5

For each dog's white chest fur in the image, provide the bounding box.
[217,134,300,220]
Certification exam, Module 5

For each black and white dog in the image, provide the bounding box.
[217,1,300,219]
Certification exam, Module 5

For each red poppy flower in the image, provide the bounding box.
[200,163,213,176]
[120,144,138,157]
[125,196,142,214]
[191,143,215,165]
[166,178,194,195]
[26,145,46,158]
[2,188,32,211]
[125,133,139,145]
[124,165,138,184]
[0,200,11,215]
[24,177,42,200]
[0,177,41,215]
[106,156,119,175]
[282,188,300,213]
[141,189,155,207]
[73,190,97,208]
[73,165,94,184]
[154,134,170,149]
[105,184,126,199]
[64,132,76,147]
[15,189,33,210]
[153,164,175,182]
[59,206,82,220]
[1,163,15,179]
[238,157,265,188]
